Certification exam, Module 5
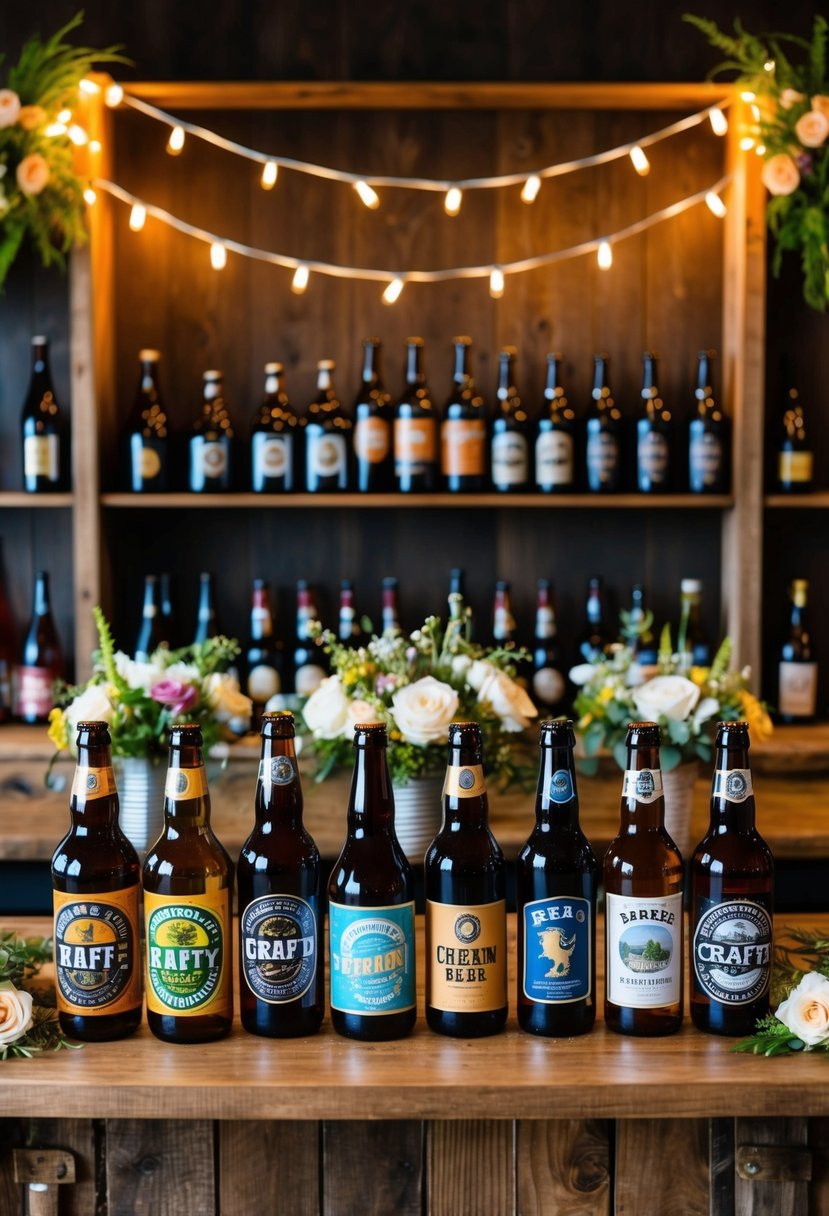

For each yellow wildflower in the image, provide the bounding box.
[690,666,709,687]
[389,729,402,741]
[739,691,774,741]
[343,670,358,688]
[47,707,68,751]
[578,713,593,729]
[598,687,614,704]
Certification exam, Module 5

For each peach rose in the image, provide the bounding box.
[0,982,34,1047]
[810,94,829,120]
[779,88,805,111]
[795,109,829,148]
[761,153,800,196]
[776,972,829,1047]
[0,90,21,129]
[17,105,47,131]
[16,153,50,197]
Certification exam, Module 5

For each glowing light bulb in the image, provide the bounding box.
[597,241,613,270]
[261,161,278,190]
[740,90,756,103]
[166,125,185,155]
[89,139,102,154]
[764,59,775,73]
[382,277,404,305]
[751,104,761,122]
[354,180,380,209]
[58,108,72,124]
[739,136,755,151]
[520,175,541,203]
[83,186,97,206]
[705,192,727,218]
[291,265,309,294]
[210,243,227,270]
[708,107,728,136]
[105,83,124,107]
[67,124,89,146]
[444,187,462,216]
[755,144,766,156]
[44,122,67,138]
[629,145,650,176]
[129,204,146,232]
[79,78,100,96]
[489,267,505,298]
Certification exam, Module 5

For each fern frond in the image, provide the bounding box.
[92,605,129,694]
[709,636,732,682]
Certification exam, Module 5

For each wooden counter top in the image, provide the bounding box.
[1,914,828,1122]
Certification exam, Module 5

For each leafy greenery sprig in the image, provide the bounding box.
[0,932,81,1061]
[733,928,829,1058]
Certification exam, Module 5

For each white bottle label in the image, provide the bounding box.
[637,432,669,486]
[586,428,619,484]
[491,432,528,486]
[307,432,346,481]
[253,434,291,480]
[535,431,573,488]
[622,768,663,803]
[689,433,722,489]
[713,768,753,803]
[200,440,227,478]
[606,892,683,1008]
[778,661,818,717]
[24,435,59,481]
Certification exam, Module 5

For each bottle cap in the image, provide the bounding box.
[452,335,472,346]
[681,578,702,594]
[139,349,161,362]
[625,721,661,746]
[540,719,574,745]
[264,361,283,374]
[203,369,222,381]
[406,336,424,346]
[261,711,294,738]
[31,335,48,345]
[792,578,809,593]
[317,359,335,370]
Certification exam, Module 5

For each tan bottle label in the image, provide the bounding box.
[354,417,390,463]
[140,446,162,479]
[778,660,818,717]
[426,899,507,1013]
[441,419,486,477]
[71,765,117,801]
[53,886,142,1015]
[395,418,436,464]
[164,766,209,800]
[24,434,59,479]
[442,764,486,798]
[778,450,813,484]
[144,889,232,1017]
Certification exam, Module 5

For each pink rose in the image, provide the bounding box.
[150,679,198,715]
[795,109,829,148]
[0,90,21,129]
[16,154,49,197]
[761,153,800,197]
[810,95,829,120]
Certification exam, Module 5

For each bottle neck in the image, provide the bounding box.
[696,354,711,399]
[316,368,333,393]
[347,745,395,834]
[453,343,471,385]
[250,593,273,639]
[142,579,158,617]
[296,591,317,639]
[382,586,399,631]
[535,743,579,829]
[710,747,756,832]
[405,343,424,387]
[443,744,488,827]
[620,745,665,829]
[165,742,210,826]
[256,734,302,826]
[70,742,117,827]
[586,589,603,625]
[496,356,512,402]
[362,344,382,387]
[544,356,560,400]
[535,587,556,639]
[33,575,50,616]
[592,358,608,396]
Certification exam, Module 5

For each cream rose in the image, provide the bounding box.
[205,673,252,723]
[0,981,34,1047]
[64,684,116,741]
[302,676,351,740]
[466,660,536,732]
[17,104,47,131]
[391,677,459,746]
[114,652,168,692]
[0,90,21,129]
[776,972,829,1047]
[779,88,805,111]
[795,109,829,148]
[812,94,829,120]
[632,675,700,722]
[343,698,379,737]
[16,153,49,197]
[760,153,800,197]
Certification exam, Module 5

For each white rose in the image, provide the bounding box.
[0,981,34,1046]
[482,669,538,731]
[343,699,380,738]
[632,675,700,722]
[391,677,459,746]
[163,661,200,684]
[451,654,472,680]
[568,663,596,687]
[692,696,720,728]
[204,673,252,724]
[114,652,167,692]
[795,109,829,148]
[776,972,829,1047]
[64,684,116,741]
[303,676,352,740]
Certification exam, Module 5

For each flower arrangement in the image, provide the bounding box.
[0,13,126,287]
[0,931,79,1060]
[299,595,537,786]
[735,928,829,1057]
[687,13,829,310]
[571,627,772,773]
[48,607,251,763]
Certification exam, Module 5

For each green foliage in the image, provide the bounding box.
[732,928,829,1059]
[0,932,81,1061]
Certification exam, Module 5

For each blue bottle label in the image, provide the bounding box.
[548,769,574,803]
[522,896,591,1004]
[329,900,416,1016]
[240,894,318,1004]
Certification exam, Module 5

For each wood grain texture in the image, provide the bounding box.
[516,1120,610,1215]
[615,1119,709,1216]
[3,1120,96,1216]
[807,1118,829,1216]
[105,1119,214,1216]
[710,1117,736,1216]
[734,1117,809,1216]
[220,1121,319,1216]
[428,1121,515,1216]
[323,1121,423,1216]
[0,1119,24,1216]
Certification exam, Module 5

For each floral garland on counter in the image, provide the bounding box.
[735,929,829,1057]
[0,932,80,1060]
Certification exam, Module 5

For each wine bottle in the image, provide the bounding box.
[189,369,235,492]
[192,571,218,645]
[689,350,729,494]
[778,578,818,722]
[292,580,327,696]
[532,579,566,713]
[381,576,401,636]
[585,353,622,493]
[394,337,438,493]
[535,352,576,493]
[22,335,68,493]
[245,579,285,727]
[635,351,672,493]
[492,579,517,649]
[353,338,393,493]
[623,584,658,669]
[251,362,299,493]
[0,540,15,723]
[776,362,813,494]
[338,579,362,644]
[305,360,350,492]
[135,574,163,661]
[17,570,63,724]
[125,349,169,493]
[576,576,610,662]
[490,347,530,492]
[159,572,176,648]
[441,337,487,492]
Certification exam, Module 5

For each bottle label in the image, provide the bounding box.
[139,445,162,480]
[394,418,436,472]
[70,765,117,801]
[164,766,209,801]
[692,899,772,1005]
[257,755,296,786]
[307,432,346,481]
[144,890,231,1017]
[354,417,390,464]
[533,667,565,707]
[24,434,59,481]
[199,440,228,479]
[294,663,327,697]
[585,426,619,485]
[535,431,573,488]
[248,664,281,703]
[426,899,507,1013]
[778,450,813,485]
[17,665,54,717]
[622,768,664,803]
[0,659,10,712]
[637,431,669,486]
[778,660,818,717]
[491,432,529,486]
[689,433,722,490]
[493,605,516,640]
[713,768,753,803]
[522,896,591,1004]
[241,894,318,1004]
[441,419,486,477]
[535,605,555,638]
[329,899,416,1016]
[253,433,291,480]
[548,768,575,803]
[442,764,486,798]
[605,892,682,1008]
[53,887,142,1015]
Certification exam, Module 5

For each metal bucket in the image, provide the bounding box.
[392,774,444,865]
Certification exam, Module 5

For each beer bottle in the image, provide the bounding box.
[124,349,169,493]
[425,722,508,1037]
[532,579,566,713]
[251,362,299,493]
[135,574,163,661]
[492,579,517,649]
[441,337,487,492]
[576,575,610,663]
[604,723,684,1036]
[159,572,176,647]
[622,584,658,670]
[238,712,323,1037]
[328,723,417,1041]
[585,354,622,493]
[305,360,350,492]
[189,369,235,492]
[778,578,818,722]
[517,720,597,1036]
[690,722,773,1036]
[490,347,530,492]
[535,352,576,493]
[17,570,63,724]
[776,360,813,494]
[381,576,401,636]
[688,350,729,494]
[448,567,474,639]
[143,724,234,1043]
[22,335,68,493]
[0,540,15,723]
[394,337,438,493]
[245,579,285,727]
[292,580,327,696]
[353,338,393,493]
[338,579,362,644]
[635,351,672,493]
[51,722,142,1040]
[192,571,218,646]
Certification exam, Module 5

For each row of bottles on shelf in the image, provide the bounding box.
[53,715,771,1044]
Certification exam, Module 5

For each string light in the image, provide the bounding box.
[354,180,380,209]
[750,104,761,122]
[44,122,67,138]
[83,186,97,206]
[755,144,766,156]
[740,91,756,103]
[166,125,185,155]
[105,83,124,107]
[210,242,227,270]
[597,241,613,270]
[57,108,72,124]
[708,107,729,136]
[261,161,278,190]
[89,139,102,154]
[629,145,650,176]
[291,264,310,294]
[382,277,404,305]
[520,175,541,203]
[79,78,100,96]
[444,187,462,216]
[489,267,505,298]
[128,203,146,231]
[67,124,89,146]
[764,59,775,73]
[739,136,755,151]
[704,191,727,218]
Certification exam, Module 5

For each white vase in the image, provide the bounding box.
[662,761,699,858]
[115,756,168,853]
[392,774,444,864]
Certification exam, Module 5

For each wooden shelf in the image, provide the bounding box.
[0,492,73,508]
[100,491,734,510]
[765,493,829,509]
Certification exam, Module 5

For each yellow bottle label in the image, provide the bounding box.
[426,899,507,1013]
[144,889,232,1018]
[442,764,486,799]
[778,450,813,484]
[164,765,209,801]
[70,765,117,801]
[53,886,142,1015]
